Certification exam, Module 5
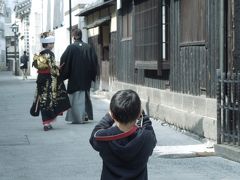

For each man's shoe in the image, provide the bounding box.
[71,121,85,124]
[85,115,93,121]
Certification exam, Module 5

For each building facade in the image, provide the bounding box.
[0,0,6,70]
[77,0,222,141]
[14,0,31,76]
[77,0,240,162]
[22,0,95,77]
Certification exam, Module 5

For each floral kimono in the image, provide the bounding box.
[32,49,70,126]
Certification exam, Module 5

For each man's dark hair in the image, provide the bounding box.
[72,28,82,40]
[24,51,26,54]
[110,89,141,124]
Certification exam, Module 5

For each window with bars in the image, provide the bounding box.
[134,0,170,76]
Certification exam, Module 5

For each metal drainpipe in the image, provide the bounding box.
[69,0,72,44]
[232,0,236,70]
[219,0,224,73]
[216,0,225,144]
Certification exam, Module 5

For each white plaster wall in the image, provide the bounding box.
[111,81,217,140]
[0,15,6,69]
[28,1,43,78]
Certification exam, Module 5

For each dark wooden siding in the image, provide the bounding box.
[178,46,206,95]
[171,0,207,96]
[88,35,101,76]
[206,0,220,97]
[117,8,135,84]
[115,0,221,98]
[116,0,166,86]
[144,75,169,89]
[116,39,135,83]
[169,0,180,92]
[109,32,117,79]
[170,0,220,98]
[180,0,206,43]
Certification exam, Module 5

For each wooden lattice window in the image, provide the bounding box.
[134,0,170,75]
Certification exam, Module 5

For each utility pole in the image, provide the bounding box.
[69,0,72,44]
[11,23,19,76]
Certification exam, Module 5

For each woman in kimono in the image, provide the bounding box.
[32,32,70,131]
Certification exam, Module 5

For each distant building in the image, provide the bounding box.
[15,0,31,54]
[0,0,6,70]
[5,5,16,72]
[14,0,96,77]
[14,0,31,75]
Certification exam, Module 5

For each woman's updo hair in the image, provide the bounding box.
[40,32,55,48]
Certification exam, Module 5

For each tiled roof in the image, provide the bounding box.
[14,0,31,18]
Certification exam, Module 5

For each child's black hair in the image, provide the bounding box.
[110,89,141,124]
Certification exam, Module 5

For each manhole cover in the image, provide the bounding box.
[0,135,30,146]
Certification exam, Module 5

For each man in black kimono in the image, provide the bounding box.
[60,28,99,124]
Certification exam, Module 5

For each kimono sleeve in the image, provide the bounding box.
[60,46,72,80]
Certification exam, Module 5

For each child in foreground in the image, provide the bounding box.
[89,89,157,180]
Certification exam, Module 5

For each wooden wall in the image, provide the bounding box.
[206,0,220,97]
[88,35,101,65]
[170,0,220,98]
[109,32,117,79]
[169,0,180,93]
[116,39,135,83]
[175,46,207,95]
[115,0,221,98]
[116,12,135,84]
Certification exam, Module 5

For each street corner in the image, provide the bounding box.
[153,143,215,159]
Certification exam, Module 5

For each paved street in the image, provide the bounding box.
[1,71,240,180]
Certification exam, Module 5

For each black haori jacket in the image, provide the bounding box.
[89,113,157,180]
[60,40,99,94]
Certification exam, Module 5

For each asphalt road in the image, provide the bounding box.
[1,71,240,180]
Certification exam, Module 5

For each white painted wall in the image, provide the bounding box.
[0,2,6,70]
[53,0,98,63]
[28,0,43,78]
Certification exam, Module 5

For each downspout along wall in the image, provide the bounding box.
[234,0,240,71]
